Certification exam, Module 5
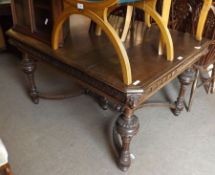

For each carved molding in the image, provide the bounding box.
[9,38,143,106]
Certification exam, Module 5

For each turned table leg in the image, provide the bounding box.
[173,68,195,116]
[21,53,39,104]
[115,107,139,171]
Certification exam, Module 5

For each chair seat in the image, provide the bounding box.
[0,139,8,167]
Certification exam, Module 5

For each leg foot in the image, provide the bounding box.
[21,53,39,104]
[115,108,139,171]
[173,68,195,116]
[3,163,13,175]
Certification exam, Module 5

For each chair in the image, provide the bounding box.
[98,0,174,61]
[188,2,215,111]
[121,0,212,56]
[52,0,175,87]
[121,1,172,56]
[0,139,13,175]
[196,0,213,41]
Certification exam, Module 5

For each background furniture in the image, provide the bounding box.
[188,3,215,110]
[96,0,174,61]
[11,0,68,44]
[0,0,12,50]
[165,0,215,110]
[0,139,13,175]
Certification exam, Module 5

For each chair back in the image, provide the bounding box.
[192,4,215,66]
[169,0,215,66]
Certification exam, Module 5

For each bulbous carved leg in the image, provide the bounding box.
[21,53,39,104]
[115,107,139,171]
[173,68,195,116]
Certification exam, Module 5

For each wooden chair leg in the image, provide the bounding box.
[52,7,132,85]
[196,0,212,41]
[4,164,13,175]
[142,0,172,57]
[157,0,171,56]
[95,25,102,36]
[140,3,174,61]
[95,5,119,36]
[0,164,13,175]
[158,37,165,56]
[121,5,133,42]
[188,69,199,111]
[144,0,157,27]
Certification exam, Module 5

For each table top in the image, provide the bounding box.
[7,15,210,104]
